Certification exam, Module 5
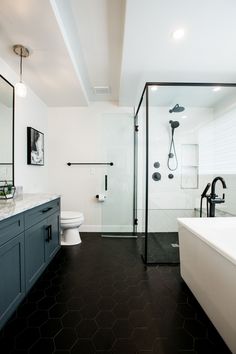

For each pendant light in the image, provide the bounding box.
[13,44,29,98]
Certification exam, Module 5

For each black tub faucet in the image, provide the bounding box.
[208,177,227,217]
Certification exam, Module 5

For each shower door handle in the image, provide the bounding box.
[105,175,108,191]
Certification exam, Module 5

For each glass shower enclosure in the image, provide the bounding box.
[101,111,136,237]
[135,82,236,264]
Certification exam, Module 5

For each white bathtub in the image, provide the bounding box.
[178,217,236,354]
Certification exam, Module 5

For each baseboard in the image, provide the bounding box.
[80,225,133,232]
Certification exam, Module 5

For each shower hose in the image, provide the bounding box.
[167,132,178,171]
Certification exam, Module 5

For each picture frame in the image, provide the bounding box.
[27,127,44,166]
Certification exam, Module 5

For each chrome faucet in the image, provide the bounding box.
[208,177,227,217]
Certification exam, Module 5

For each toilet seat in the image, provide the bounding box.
[61,211,83,220]
[61,211,84,225]
[61,217,84,225]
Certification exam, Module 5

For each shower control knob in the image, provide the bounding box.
[154,161,160,168]
[152,172,161,181]
[168,174,174,179]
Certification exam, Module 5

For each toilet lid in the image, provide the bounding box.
[61,211,83,220]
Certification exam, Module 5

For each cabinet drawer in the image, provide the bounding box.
[0,214,24,247]
[24,199,60,230]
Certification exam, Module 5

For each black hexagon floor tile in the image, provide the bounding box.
[54,328,77,350]
[184,319,207,338]
[66,297,84,311]
[76,319,97,338]
[97,296,116,311]
[131,327,156,351]
[113,303,130,319]
[38,296,55,310]
[15,327,40,350]
[71,339,95,354]
[28,310,48,327]
[80,303,99,319]
[16,302,37,318]
[0,234,231,354]
[3,318,27,338]
[29,337,55,354]
[92,328,115,350]
[112,319,133,338]
[61,311,82,328]
[112,338,137,354]
[40,318,62,338]
[96,311,116,328]
[49,303,68,318]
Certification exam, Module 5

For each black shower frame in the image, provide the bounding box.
[134,81,236,264]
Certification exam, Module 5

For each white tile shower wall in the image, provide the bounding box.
[0,57,49,192]
[199,105,236,215]
[137,106,213,232]
[48,103,133,232]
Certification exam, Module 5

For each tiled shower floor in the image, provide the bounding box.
[0,234,231,353]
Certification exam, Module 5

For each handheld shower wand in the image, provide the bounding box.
[167,120,180,171]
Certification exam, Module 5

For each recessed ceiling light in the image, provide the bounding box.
[181,115,187,119]
[172,28,185,40]
[151,86,158,91]
[212,86,221,92]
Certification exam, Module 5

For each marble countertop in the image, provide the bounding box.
[0,193,60,221]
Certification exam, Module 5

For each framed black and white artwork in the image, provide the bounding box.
[27,127,44,166]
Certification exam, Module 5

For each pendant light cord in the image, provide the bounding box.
[20,48,23,83]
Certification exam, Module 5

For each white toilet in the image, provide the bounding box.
[61,211,84,246]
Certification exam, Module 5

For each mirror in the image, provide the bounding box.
[0,75,14,186]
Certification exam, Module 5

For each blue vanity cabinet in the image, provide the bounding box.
[0,197,61,330]
[24,199,60,291]
[25,210,60,291]
[0,232,25,329]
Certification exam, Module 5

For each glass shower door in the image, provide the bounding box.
[101,112,134,236]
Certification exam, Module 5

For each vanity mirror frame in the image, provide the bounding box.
[0,74,15,186]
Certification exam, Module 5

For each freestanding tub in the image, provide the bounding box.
[178,217,236,354]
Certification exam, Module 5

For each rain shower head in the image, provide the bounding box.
[169,120,180,129]
[169,104,185,113]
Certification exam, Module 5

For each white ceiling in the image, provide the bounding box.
[120,0,236,106]
[1,0,236,107]
[0,0,89,106]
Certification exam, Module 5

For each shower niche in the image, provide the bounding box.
[181,144,199,189]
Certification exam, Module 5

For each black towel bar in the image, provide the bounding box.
[67,162,114,166]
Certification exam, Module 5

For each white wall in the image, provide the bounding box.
[0,57,49,192]
[48,102,133,232]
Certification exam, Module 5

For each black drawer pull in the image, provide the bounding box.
[41,207,53,214]
[49,225,52,241]
[45,225,52,242]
